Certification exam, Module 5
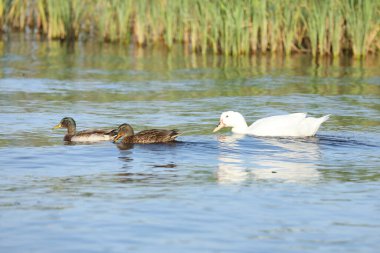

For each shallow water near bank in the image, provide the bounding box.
[0,35,380,252]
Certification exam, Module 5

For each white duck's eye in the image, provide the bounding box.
[226,115,229,118]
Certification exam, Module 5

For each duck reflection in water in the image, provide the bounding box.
[115,155,178,184]
[116,143,135,150]
[216,134,322,184]
[115,135,180,183]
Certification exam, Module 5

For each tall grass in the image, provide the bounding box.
[344,0,378,58]
[1,0,379,58]
[329,1,344,57]
[280,0,302,56]
[0,0,5,28]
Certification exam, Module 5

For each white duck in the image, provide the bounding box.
[213,111,330,137]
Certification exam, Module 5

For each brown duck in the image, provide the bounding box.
[113,123,180,144]
[53,117,117,142]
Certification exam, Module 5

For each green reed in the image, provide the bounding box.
[1,0,379,58]
[344,0,378,58]
[280,0,302,56]
[329,0,344,57]
[0,0,5,27]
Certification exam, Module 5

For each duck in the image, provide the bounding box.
[113,123,180,144]
[213,111,330,137]
[53,117,117,142]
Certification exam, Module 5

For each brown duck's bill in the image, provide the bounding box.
[213,122,225,133]
[113,133,123,143]
[52,123,62,130]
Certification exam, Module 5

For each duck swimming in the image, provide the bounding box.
[213,111,330,137]
[53,117,117,142]
[113,123,179,144]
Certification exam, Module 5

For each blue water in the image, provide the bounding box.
[0,37,379,252]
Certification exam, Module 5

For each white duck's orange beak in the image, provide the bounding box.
[213,121,225,133]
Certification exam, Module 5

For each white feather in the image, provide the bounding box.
[70,134,113,142]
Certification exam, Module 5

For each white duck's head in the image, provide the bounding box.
[213,111,248,133]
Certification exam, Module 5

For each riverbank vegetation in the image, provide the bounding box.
[0,0,379,58]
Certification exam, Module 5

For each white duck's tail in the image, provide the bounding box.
[311,114,330,136]
[303,114,330,137]
[319,114,331,124]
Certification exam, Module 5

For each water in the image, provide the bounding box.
[1,34,380,253]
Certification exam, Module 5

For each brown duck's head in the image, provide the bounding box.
[53,117,76,134]
[113,123,134,143]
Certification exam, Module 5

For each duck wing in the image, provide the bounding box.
[248,113,308,136]
[76,128,117,136]
[70,128,117,142]
[132,129,180,143]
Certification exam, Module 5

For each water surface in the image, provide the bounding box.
[0,35,379,253]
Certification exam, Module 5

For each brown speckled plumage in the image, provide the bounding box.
[113,124,179,144]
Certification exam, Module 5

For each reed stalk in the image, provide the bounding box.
[7,0,28,30]
[329,0,344,57]
[145,0,162,44]
[0,0,5,28]
[36,0,48,34]
[281,0,301,56]
[344,0,378,57]
[302,0,328,56]
[114,0,132,43]
[133,0,147,46]
[163,1,175,49]
[207,1,220,54]
[267,1,282,54]
[259,0,268,53]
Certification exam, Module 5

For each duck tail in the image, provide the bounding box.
[170,129,181,140]
[319,114,331,123]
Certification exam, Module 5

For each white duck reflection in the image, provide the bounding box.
[216,134,321,184]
